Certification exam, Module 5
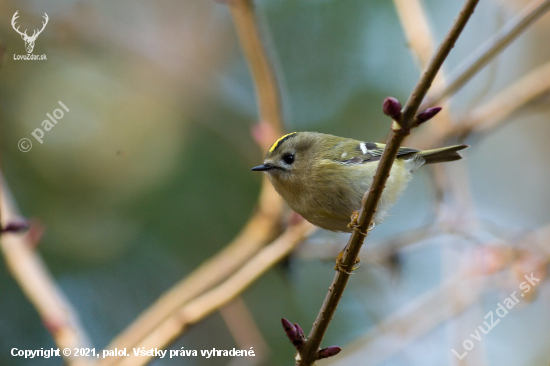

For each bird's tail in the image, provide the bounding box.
[417,145,469,164]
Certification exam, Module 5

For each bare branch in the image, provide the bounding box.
[456,60,550,137]
[393,0,468,222]
[114,221,314,366]
[101,183,283,366]
[294,1,480,364]
[428,0,550,105]
[101,0,286,363]
[393,0,436,69]
[326,225,550,365]
[220,297,270,365]
[0,176,93,366]
[229,0,284,145]
[327,272,494,366]
[409,59,550,148]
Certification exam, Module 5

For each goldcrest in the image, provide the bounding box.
[251,132,468,232]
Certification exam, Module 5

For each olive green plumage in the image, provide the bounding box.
[251,132,468,232]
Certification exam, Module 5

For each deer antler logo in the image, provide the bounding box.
[11,11,49,54]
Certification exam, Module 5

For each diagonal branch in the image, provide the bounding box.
[325,271,494,366]
[293,1,480,364]
[0,176,94,366]
[454,60,550,138]
[116,221,314,366]
[428,0,550,106]
[410,59,550,148]
[393,0,454,138]
[101,0,285,364]
[101,184,282,366]
[325,223,550,365]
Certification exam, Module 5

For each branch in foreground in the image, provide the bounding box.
[393,0,478,232]
[0,176,93,366]
[282,318,341,360]
[114,220,314,366]
[292,1,480,364]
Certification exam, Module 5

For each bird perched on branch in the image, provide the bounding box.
[251,132,468,232]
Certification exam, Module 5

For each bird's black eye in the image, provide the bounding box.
[282,154,295,165]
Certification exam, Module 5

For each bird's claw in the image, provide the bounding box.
[334,250,362,274]
[347,210,376,235]
[347,211,360,230]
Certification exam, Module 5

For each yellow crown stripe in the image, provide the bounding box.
[269,132,297,153]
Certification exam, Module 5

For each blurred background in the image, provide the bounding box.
[1,0,550,365]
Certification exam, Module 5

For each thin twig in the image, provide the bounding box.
[220,297,270,365]
[101,0,285,363]
[392,8,487,362]
[326,225,550,365]
[455,60,550,138]
[325,271,494,366]
[428,0,550,106]
[0,176,93,366]
[393,0,437,70]
[229,0,284,144]
[294,1,480,364]
[101,184,282,366]
[116,221,314,366]
[393,0,456,138]
[393,0,469,223]
[294,224,436,265]
[409,59,550,148]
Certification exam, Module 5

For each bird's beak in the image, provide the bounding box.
[251,163,274,172]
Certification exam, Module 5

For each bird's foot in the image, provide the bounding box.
[334,249,362,274]
[347,210,376,235]
[347,211,360,230]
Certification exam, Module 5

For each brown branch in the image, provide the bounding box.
[393,0,457,140]
[115,220,314,366]
[454,60,550,138]
[102,186,283,366]
[229,0,284,145]
[394,0,480,243]
[293,1,480,364]
[408,59,550,148]
[219,297,270,365]
[392,0,438,70]
[0,176,94,366]
[101,0,285,363]
[428,0,550,106]
[393,0,469,221]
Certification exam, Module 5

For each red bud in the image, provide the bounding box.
[318,346,342,359]
[281,318,298,342]
[416,106,442,124]
[383,97,402,120]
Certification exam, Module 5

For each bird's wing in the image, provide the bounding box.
[330,140,420,164]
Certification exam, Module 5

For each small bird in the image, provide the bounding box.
[251,132,468,232]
